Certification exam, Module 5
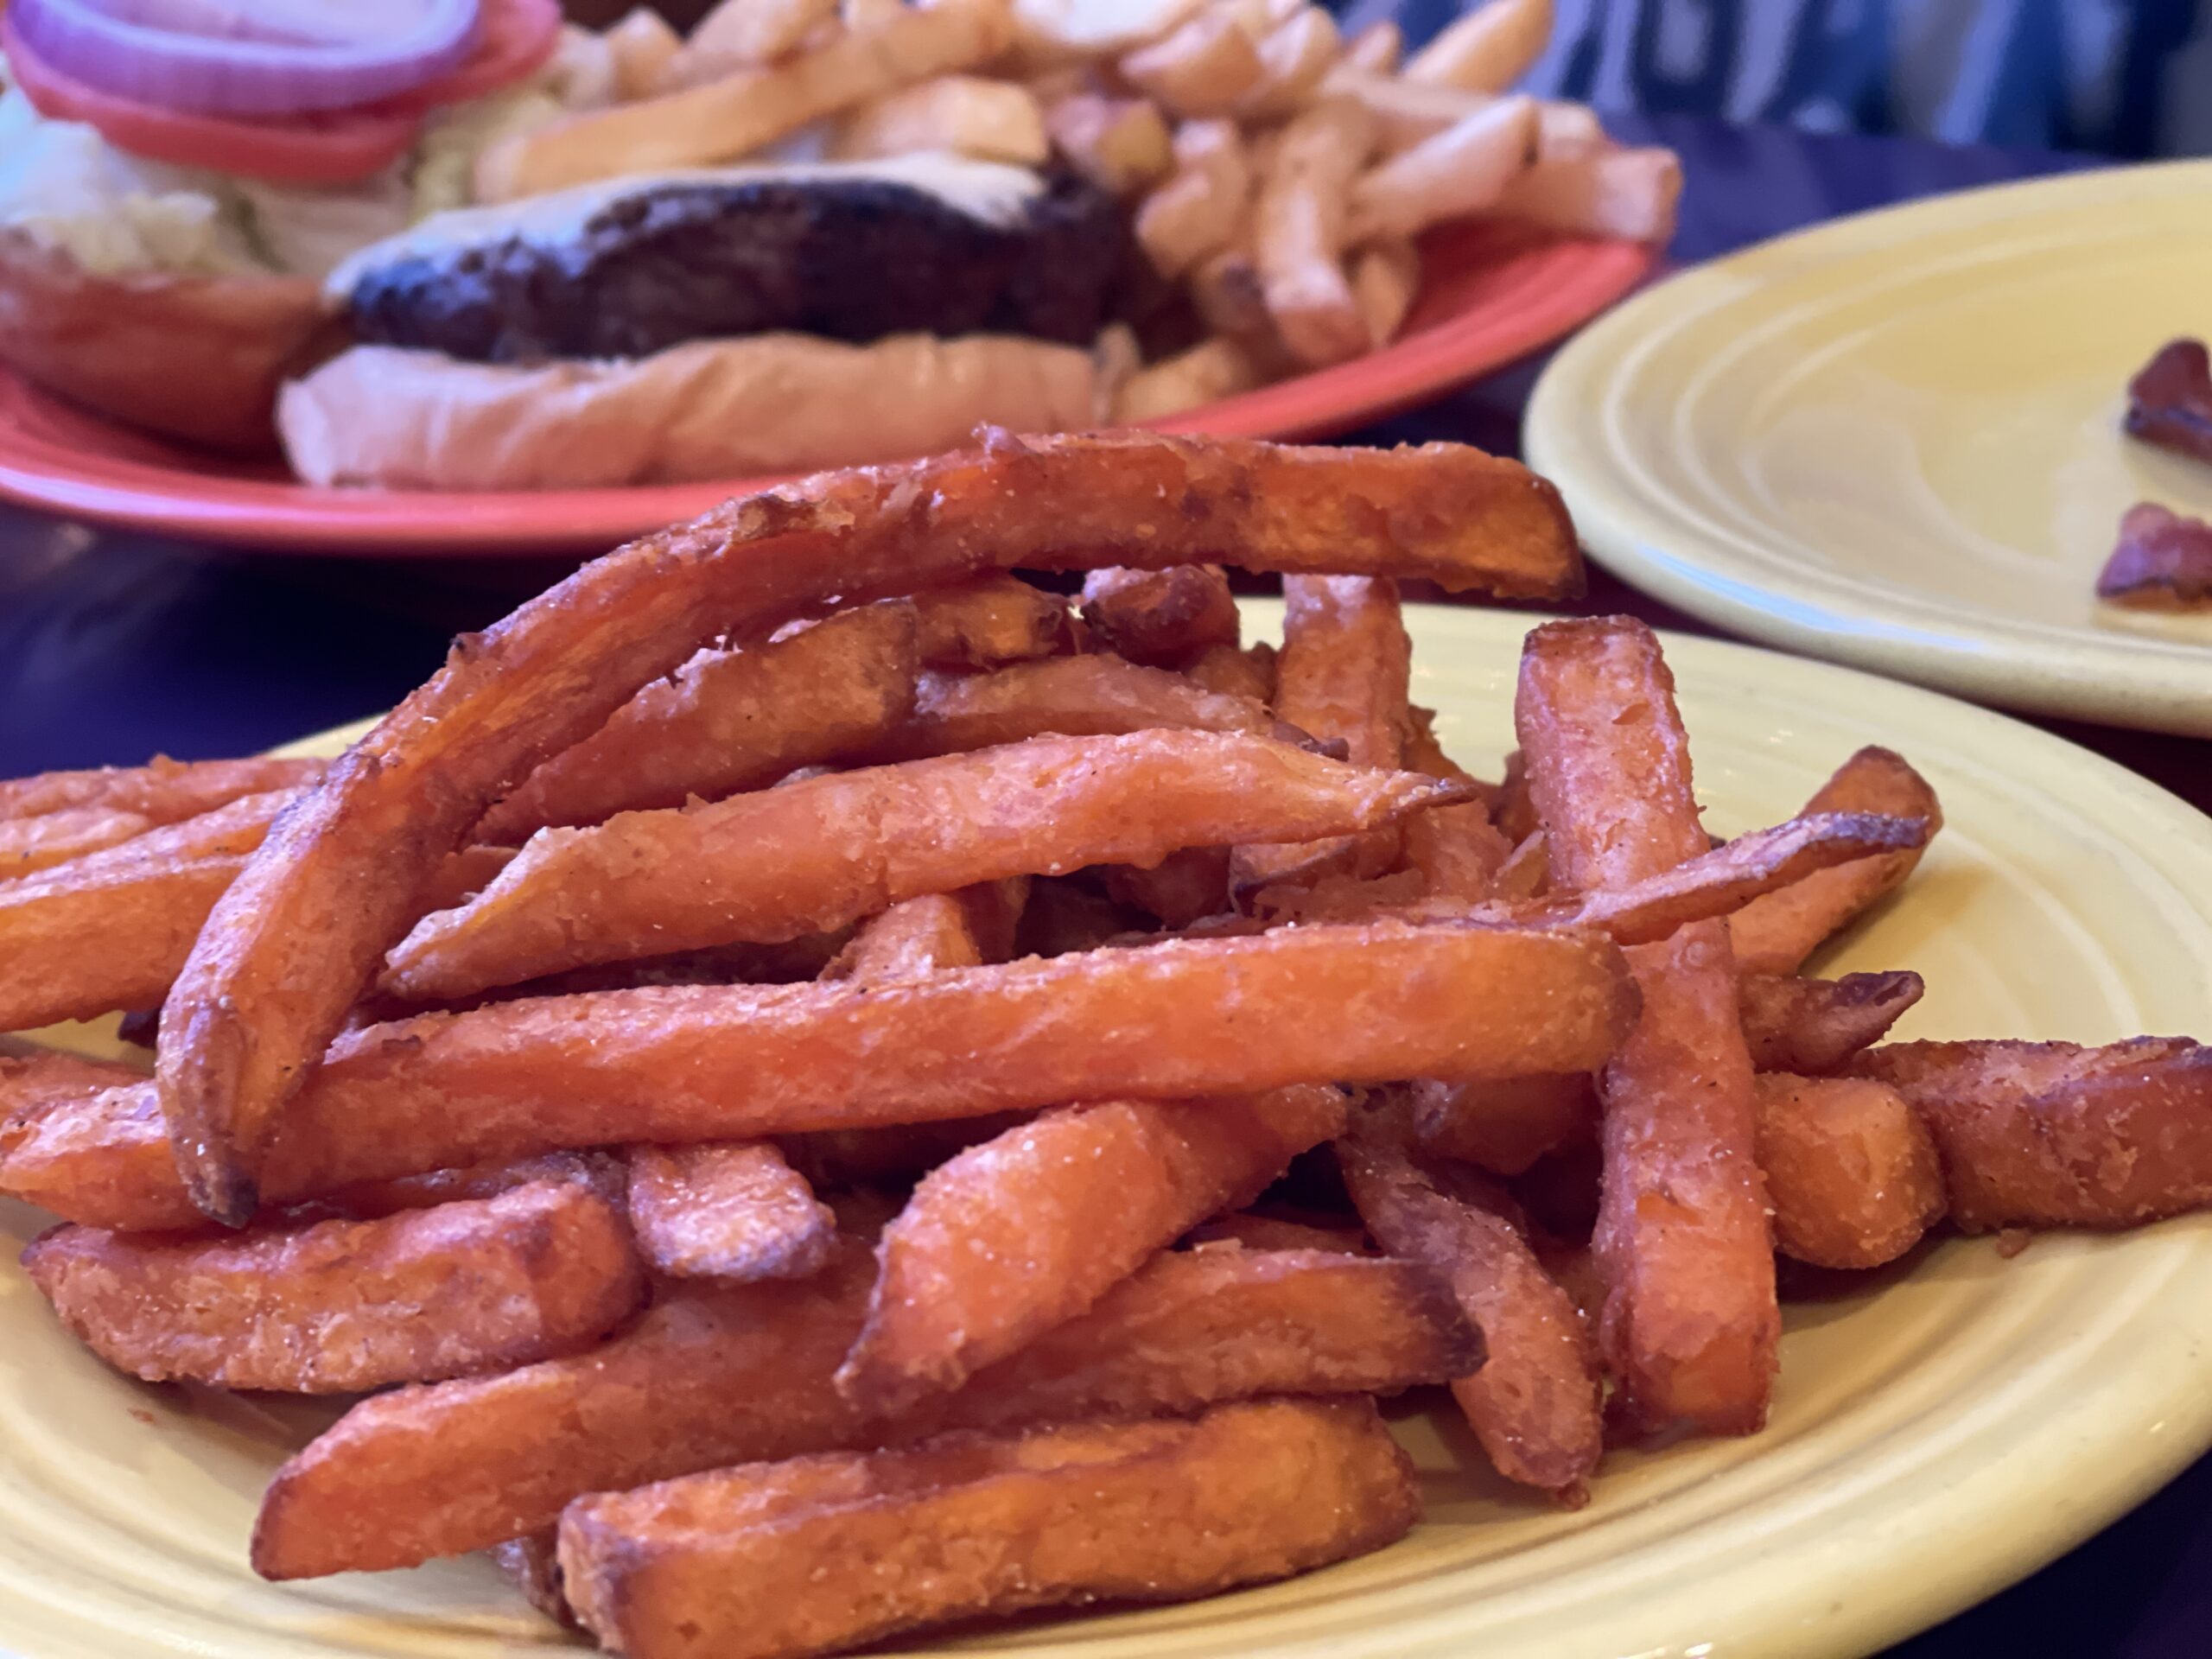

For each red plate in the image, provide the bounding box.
[0,224,1657,556]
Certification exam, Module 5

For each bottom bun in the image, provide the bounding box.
[278,333,1102,490]
[0,232,337,455]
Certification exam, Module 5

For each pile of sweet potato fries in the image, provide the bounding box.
[3,431,2208,1659]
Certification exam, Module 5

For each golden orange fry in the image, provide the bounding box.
[0,806,153,878]
[1752,1074,1945,1269]
[629,1141,838,1283]
[880,655,1276,761]
[25,1179,644,1392]
[559,1399,1419,1659]
[1079,564,1242,666]
[0,754,321,823]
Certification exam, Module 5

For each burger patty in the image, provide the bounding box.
[345,171,1128,363]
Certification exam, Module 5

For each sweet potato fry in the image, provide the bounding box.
[1185,639,1278,703]
[162,431,1578,1224]
[1410,1072,1598,1176]
[909,576,1075,669]
[628,1141,836,1283]
[0,754,321,823]
[489,1533,576,1629]
[2098,501,2212,611]
[251,1245,1474,1575]
[385,731,1464,999]
[473,602,920,842]
[0,1050,146,1150]
[882,655,1276,760]
[309,1150,618,1221]
[1729,748,1942,976]
[1079,564,1241,666]
[1104,844,1231,925]
[1751,1074,1944,1269]
[1853,1038,2212,1230]
[1231,575,1411,895]
[1185,1213,1370,1253]
[1398,709,1509,899]
[1517,616,1777,1434]
[0,807,153,878]
[559,1398,1418,1659]
[837,1084,1347,1414]
[2123,339,2212,466]
[1739,970,1924,1074]
[25,1179,644,1392]
[819,885,1020,981]
[1338,1101,1603,1497]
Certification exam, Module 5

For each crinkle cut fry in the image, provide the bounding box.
[250,1245,1478,1577]
[1516,615,1778,1435]
[557,1399,1419,1659]
[10,923,1635,1232]
[157,430,1580,1225]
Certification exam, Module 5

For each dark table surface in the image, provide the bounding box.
[2,115,2206,1658]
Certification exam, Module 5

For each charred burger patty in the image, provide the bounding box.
[343,168,1126,363]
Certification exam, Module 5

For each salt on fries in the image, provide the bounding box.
[476,0,1681,428]
[3,433,2208,1659]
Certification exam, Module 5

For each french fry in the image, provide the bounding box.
[1348,95,1536,242]
[1254,95,1375,368]
[1494,828,1548,897]
[628,1141,838,1282]
[1752,1074,1945,1269]
[1121,9,1263,116]
[0,806,152,878]
[1739,970,1925,1074]
[675,0,841,74]
[1011,0,1205,64]
[0,754,319,823]
[157,432,1580,1225]
[1411,1073,1597,1176]
[474,601,919,842]
[1079,564,1240,666]
[1189,242,1277,348]
[0,791,299,1031]
[1230,575,1410,894]
[1134,118,1252,276]
[1853,1038,2212,1230]
[605,6,682,99]
[488,1533,576,1629]
[1338,1099,1603,1498]
[250,1244,1474,1575]
[1185,1212,1370,1252]
[1343,17,1401,73]
[310,1150,619,1222]
[1116,334,1264,423]
[559,1399,1418,1659]
[840,0,905,29]
[1404,0,1552,91]
[1494,146,1684,245]
[1185,639,1276,703]
[1396,709,1509,899]
[1044,92,1175,195]
[18,925,1634,1233]
[1351,234,1421,346]
[1104,844,1230,925]
[478,0,1014,200]
[1235,6,1339,120]
[25,1179,645,1392]
[827,74,1051,165]
[836,1084,1347,1413]
[909,576,1075,669]
[1517,616,1778,1434]
[1535,98,1605,157]
[0,1050,146,1147]
[1730,748,1942,976]
[385,731,1463,999]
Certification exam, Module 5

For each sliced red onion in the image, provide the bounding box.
[10,0,480,117]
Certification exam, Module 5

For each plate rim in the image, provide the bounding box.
[1523,156,2212,738]
[0,231,1656,558]
[8,603,2212,1659]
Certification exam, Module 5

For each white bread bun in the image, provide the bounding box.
[0,230,338,454]
[278,331,1099,489]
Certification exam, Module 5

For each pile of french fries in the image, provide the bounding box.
[5,430,2209,1659]
[545,0,1681,423]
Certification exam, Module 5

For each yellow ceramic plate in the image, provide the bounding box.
[6,604,2212,1659]
[1524,161,2212,736]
